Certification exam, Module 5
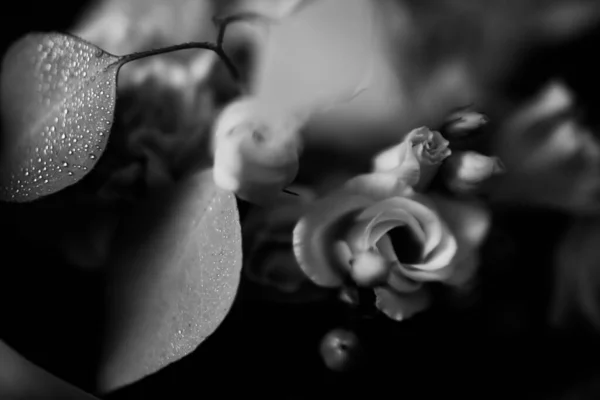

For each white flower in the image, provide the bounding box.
[212,97,304,205]
[373,126,451,191]
[293,171,490,321]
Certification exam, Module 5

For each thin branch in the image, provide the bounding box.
[117,41,240,84]
[282,188,299,196]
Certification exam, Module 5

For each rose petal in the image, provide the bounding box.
[343,172,410,200]
[372,141,408,172]
[399,226,457,280]
[373,135,422,188]
[374,287,431,321]
[424,130,451,165]
[376,234,400,262]
[387,266,423,293]
[430,195,491,263]
[399,196,490,286]
[370,197,444,257]
[293,192,372,287]
[358,201,427,245]
[344,205,425,254]
[392,142,421,187]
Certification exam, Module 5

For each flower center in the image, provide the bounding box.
[387,225,423,264]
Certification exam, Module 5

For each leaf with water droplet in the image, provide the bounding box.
[98,169,242,391]
[0,32,123,202]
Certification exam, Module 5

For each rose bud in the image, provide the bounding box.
[443,151,505,194]
[441,109,489,138]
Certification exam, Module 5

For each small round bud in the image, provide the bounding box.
[319,328,362,372]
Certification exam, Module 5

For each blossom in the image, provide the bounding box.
[293,172,490,321]
[440,108,489,138]
[442,151,505,194]
[373,126,451,191]
[490,80,600,215]
[212,97,304,205]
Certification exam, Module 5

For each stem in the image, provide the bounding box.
[116,12,276,91]
[118,42,240,84]
[212,12,276,46]
[282,188,299,196]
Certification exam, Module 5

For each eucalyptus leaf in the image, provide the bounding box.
[0,31,230,203]
[97,169,241,392]
[0,32,124,202]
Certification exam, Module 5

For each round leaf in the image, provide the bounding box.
[97,169,242,392]
[0,32,122,202]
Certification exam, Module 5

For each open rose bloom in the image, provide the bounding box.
[293,126,492,321]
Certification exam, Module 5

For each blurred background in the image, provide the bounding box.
[2,0,600,398]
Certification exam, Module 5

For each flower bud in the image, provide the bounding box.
[441,109,488,138]
[443,151,504,194]
[372,126,451,192]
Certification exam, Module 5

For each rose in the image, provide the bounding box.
[293,172,490,321]
[212,97,304,205]
[373,126,451,191]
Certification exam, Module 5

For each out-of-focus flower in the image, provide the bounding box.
[442,151,505,195]
[242,185,330,303]
[212,97,304,205]
[293,172,490,321]
[440,108,489,138]
[490,80,600,215]
[373,126,451,191]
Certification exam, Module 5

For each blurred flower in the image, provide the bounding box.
[440,107,489,138]
[373,126,451,191]
[490,80,600,215]
[243,186,330,303]
[212,97,304,205]
[442,151,505,195]
[293,172,490,321]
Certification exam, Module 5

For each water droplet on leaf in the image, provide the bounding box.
[0,32,126,202]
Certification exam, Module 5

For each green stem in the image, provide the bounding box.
[118,42,240,84]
